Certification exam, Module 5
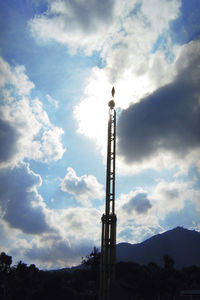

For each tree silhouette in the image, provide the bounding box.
[1,250,200,300]
[0,252,12,273]
[81,246,100,268]
[82,246,100,289]
[0,252,12,300]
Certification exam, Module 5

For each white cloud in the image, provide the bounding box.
[29,0,180,58]
[118,223,164,244]
[152,181,189,218]
[29,0,117,55]
[58,206,101,242]
[0,57,65,168]
[60,167,104,206]
[11,65,35,96]
[41,127,65,162]
[0,57,34,96]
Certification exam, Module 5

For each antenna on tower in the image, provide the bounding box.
[99,87,117,300]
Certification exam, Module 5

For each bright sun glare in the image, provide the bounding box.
[73,68,153,158]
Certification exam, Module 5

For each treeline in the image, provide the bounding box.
[0,250,200,300]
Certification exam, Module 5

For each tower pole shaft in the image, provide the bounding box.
[100,89,117,300]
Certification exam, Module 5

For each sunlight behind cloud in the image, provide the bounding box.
[74,68,110,154]
[73,67,155,157]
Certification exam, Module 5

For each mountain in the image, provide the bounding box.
[116,227,200,268]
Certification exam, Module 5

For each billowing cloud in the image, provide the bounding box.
[25,238,92,268]
[24,230,96,268]
[115,177,200,244]
[60,167,104,205]
[14,206,102,268]
[0,57,65,168]
[0,195,102,268]
[29,0,180,61]
[122,192,152,214]
[115,189,160,244]
[59,207,101,240]
[118,39,200,170]
[0,57,34,96]
[29,0,116,55]
[116,189,157,229]
[30,0,181,101]
[152,180,194,218]
[0,163,51,234]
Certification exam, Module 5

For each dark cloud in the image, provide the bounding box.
[118,40,200,163]
[122,193,152,214]
[0,164,50,234]
[25,237,93,267]
[0,118,18,164]
[26,240,74,262]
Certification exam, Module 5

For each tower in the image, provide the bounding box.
[99,87,117,300]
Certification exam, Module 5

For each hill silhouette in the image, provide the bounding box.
[117,227,200,268]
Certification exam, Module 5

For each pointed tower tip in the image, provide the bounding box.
[111,86,115,98]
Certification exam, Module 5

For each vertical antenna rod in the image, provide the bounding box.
[100,87,117,300]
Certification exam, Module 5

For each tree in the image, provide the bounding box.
[0,252,12,273]
[81,246,101,289]
[81,246,100,269]
[28,264,39,273]
[15,260,28,274]
[0,253,12,300]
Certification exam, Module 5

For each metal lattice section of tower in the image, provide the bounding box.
[99,87,117,300]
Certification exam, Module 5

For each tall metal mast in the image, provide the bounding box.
[100,87,117,300]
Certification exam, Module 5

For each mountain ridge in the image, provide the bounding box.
[116,226,200,268]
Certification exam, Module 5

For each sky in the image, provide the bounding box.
[0,0,200,270]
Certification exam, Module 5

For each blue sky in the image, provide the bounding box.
[0,0,200,269]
